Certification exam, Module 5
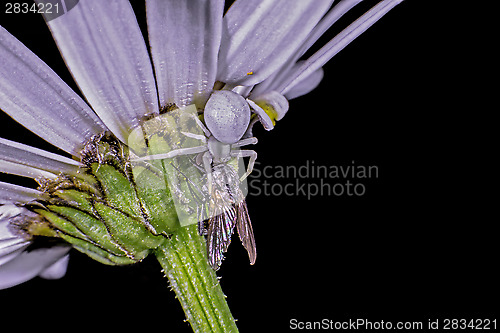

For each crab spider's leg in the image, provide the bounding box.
[202,151,213,194]
[232,137,258,148]
[231,149,257,181]
[181,131,207,142]
[132,145,208,162]
[193,115,212,137]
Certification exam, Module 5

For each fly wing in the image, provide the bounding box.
[206,207,237,271]
[236,200,256,265]
[206,163,253,270]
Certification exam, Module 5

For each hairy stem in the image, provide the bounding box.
[155,225,238,332]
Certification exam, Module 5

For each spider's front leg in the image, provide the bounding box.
[231,149,257,182]
[232,137,258,148]
[132,145,208,162]
[230,137,258,181]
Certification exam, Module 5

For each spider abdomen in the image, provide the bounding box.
[204,90,250,144]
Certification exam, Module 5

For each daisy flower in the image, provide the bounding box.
[0,0,403,331]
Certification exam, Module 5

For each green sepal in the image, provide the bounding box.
[69,172,102,196]
[132,164,180,235]
[53,189,95,216]
[92,201,163,256]
[47,205,128,257]
[35,207,137,264]
[35,208,90,241]
[91,164,143,219]
[92,162,180,236]
[25,218,58,238]
[61,233,136,266]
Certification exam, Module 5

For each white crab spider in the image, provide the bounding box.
[135,90,258,184]
[133,90,263,269]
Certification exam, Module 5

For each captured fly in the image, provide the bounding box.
[200,163,256,270]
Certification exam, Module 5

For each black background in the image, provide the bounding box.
[0,1,496,332]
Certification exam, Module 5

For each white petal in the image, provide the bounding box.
[0,137,81,179]
[0,241,29,266]
[252,91,289,120]
[0,182,43,204]
[290,0,364,62]
[217,0,334,86]
[232,85,254,98]
[279,0,404,95]
[253,0,362,96]
[0,224,17,242]
[0,26,107,155]
[39,254,70,280]
[0,138,81,168]
[0,245,70,289]
[46,0,159,142]
[0,203,24,221]
[0,160,55,180]
[147,0,224,108]
[0,205,31,266]
[246,99,274,131]
[284,66,324,100]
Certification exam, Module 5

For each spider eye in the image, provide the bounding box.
[204,90,250,144]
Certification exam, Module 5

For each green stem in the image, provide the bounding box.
[155,225,239,333]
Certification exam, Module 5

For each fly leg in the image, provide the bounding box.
[202,151,213,194]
